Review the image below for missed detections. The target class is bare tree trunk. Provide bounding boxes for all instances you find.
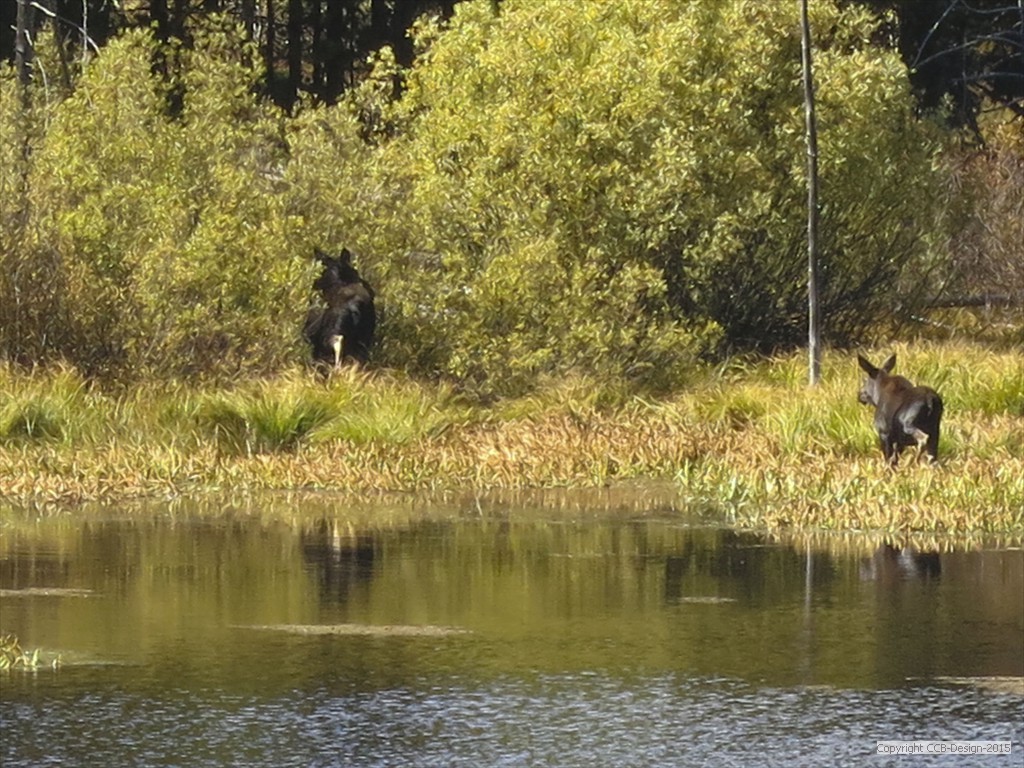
[310,0,322,98]
[800,0,822,386]
[287,0,304,109]
[240,0,256,40]
[265,0,277,94]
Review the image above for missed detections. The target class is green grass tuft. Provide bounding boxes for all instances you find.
[198,379,336,454]
[0,366,94,444]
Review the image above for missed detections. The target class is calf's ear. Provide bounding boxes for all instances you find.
[881,354,896,373]
[857,355,878,377]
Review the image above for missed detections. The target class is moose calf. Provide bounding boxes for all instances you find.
[857,353,943,466]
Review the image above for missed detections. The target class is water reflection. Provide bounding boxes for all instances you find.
[1,499,1022,766]
[300,520,377,604]
[860,544,942,583]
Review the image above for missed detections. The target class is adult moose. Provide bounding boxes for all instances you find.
[857,353,943,466]
[303,248,376,371]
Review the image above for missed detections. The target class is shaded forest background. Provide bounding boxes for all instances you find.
[1,0,1021,393]
[4,0,1022,121]
[3,0,465,109]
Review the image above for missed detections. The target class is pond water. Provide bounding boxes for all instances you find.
[1,493,1022,767]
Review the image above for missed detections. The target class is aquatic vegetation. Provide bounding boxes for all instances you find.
[0,366,94,444]
[197,377,335,455]
[309,369,475,446]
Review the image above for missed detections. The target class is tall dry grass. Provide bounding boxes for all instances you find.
[1,341,1020,534]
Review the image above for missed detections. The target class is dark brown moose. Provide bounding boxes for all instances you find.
[857,353,943,466]
[303,248,376,371]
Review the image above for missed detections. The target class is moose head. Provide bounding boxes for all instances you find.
[857,353,943,466]
[304,248,376,370]
[312,248,365,303]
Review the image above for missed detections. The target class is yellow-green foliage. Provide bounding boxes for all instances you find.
[6,21,310,380]
[193,368,475,453]
[670,343,1023,532]
[309,369,475,446]
[0,3,957,393]
[291,0,945,393]
[198,377,335,455]
[0,366,96,444]
[0,633,42,671]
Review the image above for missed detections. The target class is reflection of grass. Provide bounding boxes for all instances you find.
[934,676,1024,697]
[243,623,471,637]
[0,633,59,671]
[0,588,96,598]
[0,341,1021,534]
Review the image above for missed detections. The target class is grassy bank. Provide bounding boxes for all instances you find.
[1,342,1021,535]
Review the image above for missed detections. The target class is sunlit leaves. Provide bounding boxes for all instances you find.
[15,21,307,379]
[3,1,953,389]
[0,634,49,671]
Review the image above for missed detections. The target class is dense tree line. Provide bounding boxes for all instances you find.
[4,0,1021,120]
[3,0,462,109]
[855,0,1023,134]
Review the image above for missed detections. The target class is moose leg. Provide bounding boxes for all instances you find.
[330,335,343,370]
[898,405,935,464]
[907,428,929,463]
[880,433,899,467]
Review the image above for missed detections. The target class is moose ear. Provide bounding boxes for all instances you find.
[881,354,896,373]
[339,248,352,265]
[857,355,878,377]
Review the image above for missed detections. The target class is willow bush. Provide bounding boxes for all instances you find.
[4,21,311,381]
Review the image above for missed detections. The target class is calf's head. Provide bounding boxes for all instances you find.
[857,353,896,408]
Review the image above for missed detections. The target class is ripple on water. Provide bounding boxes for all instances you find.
[4,673,1020,767]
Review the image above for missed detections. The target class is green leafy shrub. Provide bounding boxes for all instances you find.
[284,0,946,394]
[10,21,310,381]
[3,3,952,394]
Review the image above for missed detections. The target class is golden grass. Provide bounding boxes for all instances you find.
[1,341,1021,536]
